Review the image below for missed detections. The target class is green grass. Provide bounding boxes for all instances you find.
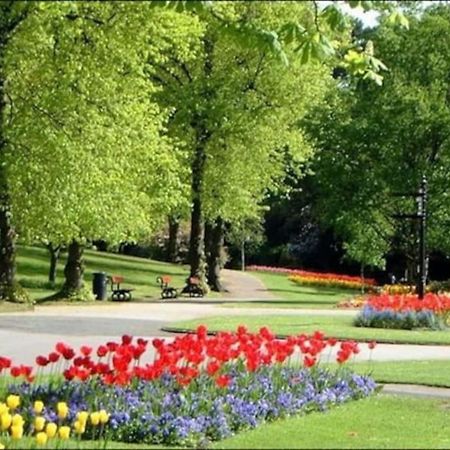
[16,245,191,302]
[0,301,34,314]
[212,395,450,449]
[333,360,450,387]
[7,396,450,449]
[170,314,450,345]
[235,271,357,309]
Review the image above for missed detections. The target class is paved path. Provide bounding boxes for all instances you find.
[221,269,275,300]
[0,269,449,398]
[0,300,449,366]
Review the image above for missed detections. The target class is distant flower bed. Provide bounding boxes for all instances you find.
[337,296,368,309]
[289,271,376,291]
[0,327,376,447]
[380,284,415,295]
[354,293,450,330]
[247,265,293,274]
[247,265,376,290]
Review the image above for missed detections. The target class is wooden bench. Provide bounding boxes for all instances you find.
[156,275,177,299]
[109,275,134,301]
[180,276,204,298]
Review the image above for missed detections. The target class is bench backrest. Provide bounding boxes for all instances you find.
[189,276,200,285]
[111,275,124,284]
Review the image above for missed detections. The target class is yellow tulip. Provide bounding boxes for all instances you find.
[0,403,8,415]
[10,424,23,439]
[0,442,4,449]
[34,400,44,414]
[99,409,109,424]
[0,412,12,431]
[57,402,69,419]
[73,420,85,435]
[90,411,100,426]
[36,431,48,446]
[76,411,89,424]
[34,416,46,432]
[6,395,20,410]
[45,422,57,438]
[58,425,70,440]
[11,414,24,427]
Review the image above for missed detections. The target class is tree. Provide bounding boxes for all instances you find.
[147,2,336,290]
[0,2,30,301]
[304,4,450,281]
[4,3,184,297]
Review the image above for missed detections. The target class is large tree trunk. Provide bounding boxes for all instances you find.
[0,202,16,300]
[188,168,205,279]
[0,50,16,300]
[62,240,84,295]
[206,217,225,292]
[167,215,180,263]
[47,243,61,286]
[188,38,213,282]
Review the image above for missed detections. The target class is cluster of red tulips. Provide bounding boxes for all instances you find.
[0,326,370,388]
[366,293,450,314]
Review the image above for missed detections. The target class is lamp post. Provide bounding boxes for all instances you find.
[391,175,427,299]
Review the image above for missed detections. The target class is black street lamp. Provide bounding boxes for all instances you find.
[391,175,427,299]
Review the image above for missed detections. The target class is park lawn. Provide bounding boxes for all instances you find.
[238,271,357,309]
[170,314,450,345]
[212,395,450,449]
[7,396,450,449]
[15,245,191,302]
[332,360,450,388]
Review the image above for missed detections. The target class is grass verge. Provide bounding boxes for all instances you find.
[243,271,357,308]
[17,245,190,302]
[169,314,450,345]
[212,395,450,449]
[332,359,450,388]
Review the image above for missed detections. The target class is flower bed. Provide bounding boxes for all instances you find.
[247,265,376,290]
[0,327,377,448]
[289,271,376,291]
[354,293,450,330]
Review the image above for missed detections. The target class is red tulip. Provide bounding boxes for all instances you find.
[215,374,231,388]
[368,340,377,350]
[35,355,49,367]
[48,352,60,363]
[10,366,21,377]
[96,345,108,358]
[62,347,75,360]
[206,360,220,376]
[303,355,316,368]
[80,346,92,357]
[0,356,12,369]
[121,335,133,345]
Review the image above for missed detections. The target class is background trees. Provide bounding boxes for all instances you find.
[298,4,450,281]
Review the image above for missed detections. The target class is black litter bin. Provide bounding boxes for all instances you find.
[93,272,108,300]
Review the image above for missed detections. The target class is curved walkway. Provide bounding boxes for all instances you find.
[221,269,275,300]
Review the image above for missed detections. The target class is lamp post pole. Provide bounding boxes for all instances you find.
[417,175,427,299]
[391,175,427,299]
